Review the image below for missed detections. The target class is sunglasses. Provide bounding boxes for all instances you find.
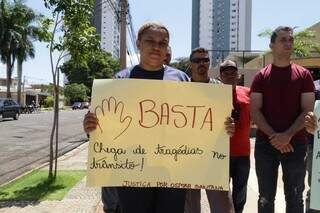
[190,57,210,63]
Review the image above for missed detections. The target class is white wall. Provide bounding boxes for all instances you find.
[238,0,251,50]
[199,0,213,50]
[101,0,120,58]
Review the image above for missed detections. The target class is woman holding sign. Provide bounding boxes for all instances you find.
[83,22,235,213]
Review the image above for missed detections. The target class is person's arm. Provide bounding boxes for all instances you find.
[269,92,315,150]
[250,92,275,136]
[224,117,235,137]
[250,92,294,153]
[285,92,314,136]
[305,111,318,134]
[83,112,99,134]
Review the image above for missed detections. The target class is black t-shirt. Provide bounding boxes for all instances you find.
[129,65,164,80]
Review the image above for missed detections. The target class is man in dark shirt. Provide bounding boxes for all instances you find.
[184,48,234,213]
[250,26,315,213]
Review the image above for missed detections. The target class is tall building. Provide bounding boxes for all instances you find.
[192,0,252,65]
[93,0,120,58]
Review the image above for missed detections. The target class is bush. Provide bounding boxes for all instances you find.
[44,96,54,108]
[64,83,88,104]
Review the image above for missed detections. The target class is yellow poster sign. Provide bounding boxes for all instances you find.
[87,79,232,190]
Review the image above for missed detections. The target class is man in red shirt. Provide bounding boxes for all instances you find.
[250,26,315,213]
[220,60,251,213]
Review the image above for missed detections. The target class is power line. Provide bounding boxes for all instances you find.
[127,4,138,55]
[127,49,133,67]
[106,0,120,21]
[95,0,119,21]
[96,0,138,66]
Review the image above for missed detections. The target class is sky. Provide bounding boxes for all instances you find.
[1,0,320,84]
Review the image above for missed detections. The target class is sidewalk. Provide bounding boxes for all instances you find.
[0,140,309,213]
[0,143,101,213]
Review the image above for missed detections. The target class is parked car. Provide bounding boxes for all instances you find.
[0,98,21,121]
[81,101,90,109]
[72,102,82,110]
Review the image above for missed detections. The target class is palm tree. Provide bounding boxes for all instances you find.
[1,0,46,101]
[0,0,21,98]
[13,1,38,104]
[16,38,35,104]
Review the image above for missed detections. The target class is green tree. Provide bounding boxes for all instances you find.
[14,1,50,105]
[43,0,99,181]
[60,50,119,96]
[0,0,20,98]
[44,96,54,108]
[170,57,190,75]
[258,28,320,57]
[64,83,88,103]
[0,0,48,99]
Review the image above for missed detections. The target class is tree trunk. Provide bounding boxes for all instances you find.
[48,99,56,181]
[6,57,12,98]
[17,59,23,105]
[54,70,59,178]
[48,73,56,182]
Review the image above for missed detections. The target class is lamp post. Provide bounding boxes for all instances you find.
[119,0,127,69]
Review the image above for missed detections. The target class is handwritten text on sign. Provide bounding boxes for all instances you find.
[86,79,232,190]
[311,100,320,210]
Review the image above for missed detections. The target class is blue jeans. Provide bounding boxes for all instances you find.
[254,139,307,213]
[230,156,250,213]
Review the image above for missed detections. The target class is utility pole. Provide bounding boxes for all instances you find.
[119,0,127,69]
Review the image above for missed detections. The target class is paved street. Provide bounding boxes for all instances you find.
[0,110,88,185]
